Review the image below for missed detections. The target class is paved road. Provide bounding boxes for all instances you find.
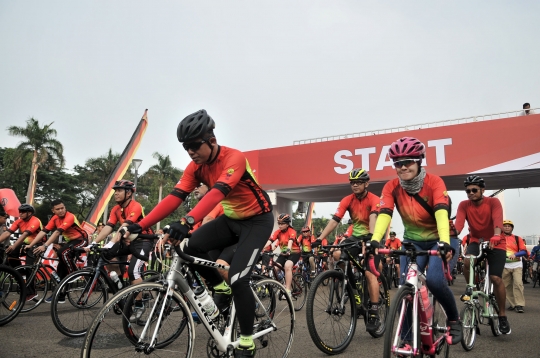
[1,276,539,358]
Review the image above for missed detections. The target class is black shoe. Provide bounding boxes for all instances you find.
[524,281,530,284]
[498,316,511,334]
[214,291,233,312]
[366,309,381,332]
[235,342,256,357]
[508,306,515,311]
[515,306,524,313]
[447,320,463,345]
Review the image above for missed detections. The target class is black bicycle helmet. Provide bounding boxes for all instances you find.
[177,109,216,143]
[277,213,291,224]
[112,180,136,192]
[349,168,370,182]
[18,204,35,214]
[464,175,485,188]
[390,231,396,236]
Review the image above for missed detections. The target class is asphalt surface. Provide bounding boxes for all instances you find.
[1,275,539,358]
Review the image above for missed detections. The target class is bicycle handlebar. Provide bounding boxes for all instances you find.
[378,246,453,281]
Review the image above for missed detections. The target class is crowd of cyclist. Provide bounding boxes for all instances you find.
[2,108,539,357]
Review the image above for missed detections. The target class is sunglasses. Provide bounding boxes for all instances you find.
[393,159,421,168]
[350,180,367,186]
[465,188,479,194]
[182,139,209,152]
[278,222,288,225]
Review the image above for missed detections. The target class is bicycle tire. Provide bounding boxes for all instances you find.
[366,274,389,338]
[231,278,294,358]
[383,285,417,358]
[306,270,356,355]
[532,270,538,288]
[427,298,449,358]
[15,265,49,313]
[393,266,400,288]
[51,270,108,337]
[460,304,476,351]
[488,295,501,337]
[291,273,308,311]
[0,264,26,326]
[81,282,194,357]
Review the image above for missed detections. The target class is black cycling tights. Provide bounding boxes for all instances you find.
[184,211,273,335]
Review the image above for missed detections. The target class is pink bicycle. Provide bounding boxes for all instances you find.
[379,243,452,358]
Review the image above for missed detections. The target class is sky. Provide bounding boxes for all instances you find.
[1,1,540,237]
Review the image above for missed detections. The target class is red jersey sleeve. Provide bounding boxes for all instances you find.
[174,162,200,194]
[379,180,398,216]
[333,196,352,221]
[45,216,59,231]
[269,230,280,243]
[368,193,380,215]
[107,206,119,226]
[454,201,467,234]
[429,175,450,210]
[8,220,21,233]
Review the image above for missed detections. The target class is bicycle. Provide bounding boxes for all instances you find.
[384,256,400,289]
[0,264,26,326]
[50,244,160,338]
[531,260,540,288]
[305,238,389,355]
[460,240,503,351]
[80,241,295,357]
[379,243,452,358]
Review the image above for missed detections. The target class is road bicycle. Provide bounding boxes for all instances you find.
[460,241,503,351]
[0,264,26,326]
[384,256,400,288]
[531,260,540,288]
[306,238,389,355]
[80,240,295,357]
[51,244,160,337]
[380,243,452,358]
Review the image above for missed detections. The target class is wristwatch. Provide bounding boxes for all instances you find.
[184,216,196,227]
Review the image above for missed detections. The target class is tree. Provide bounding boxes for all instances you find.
[7,118,65,204]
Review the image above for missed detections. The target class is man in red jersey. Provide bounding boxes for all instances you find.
[299,225,318,277]
[125,110,273,357]
[317,168,382,333]
[455,175,510,334]
[0,204,43,300]
[384,231,402,274]
[28,199,88,302]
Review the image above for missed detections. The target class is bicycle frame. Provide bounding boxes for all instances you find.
[136,250,276,353]
[463,242,495,322]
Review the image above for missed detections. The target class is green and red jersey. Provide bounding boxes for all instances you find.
[8,216,42,244]
[504,234,527,263]
[44,211,87,242]
[269,226,300,254]
[332,192,379,237]
[379,173,450,242]
[108,200,153,234]
[300,234,317,253]
[385,238,402,250]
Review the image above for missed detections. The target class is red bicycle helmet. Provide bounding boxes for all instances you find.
[112,180,136,192]
[388,137,426,160]
[301,225,311,233]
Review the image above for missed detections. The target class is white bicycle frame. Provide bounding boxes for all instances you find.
[136,250,277,353]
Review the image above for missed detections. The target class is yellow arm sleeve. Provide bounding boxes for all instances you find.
[372,213,392,242]
[435,209,450,245]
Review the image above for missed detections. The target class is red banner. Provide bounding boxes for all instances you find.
[0,189,22,216]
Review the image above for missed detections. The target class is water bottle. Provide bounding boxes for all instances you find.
[51,271,61,283]
[194,286,219,321]
[277,271,285,281]
[109,271,123,290]
[418,285,432,321]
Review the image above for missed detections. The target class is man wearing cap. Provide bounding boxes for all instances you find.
[501,220,527,313]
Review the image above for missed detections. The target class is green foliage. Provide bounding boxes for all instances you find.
[0,147,29,199]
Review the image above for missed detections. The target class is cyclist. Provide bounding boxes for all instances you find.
[263,213,300,294]
[368,137,462,345]
[86,179,154,322]
[455,175,510,334]
[530,239,540,282]
[384,231,401,277]
[0,204,43,301]
[27,199,88,302]
[125,109,274,357]
[299,225,317,277]
[343,219,353,238]
[0,208,9,258]
[317,168,382,333]
[501,220,527,313]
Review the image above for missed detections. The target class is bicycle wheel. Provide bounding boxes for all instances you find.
[291,273,308,311]
[460,304,476,351]
[15,265,48,313]
[383,285,418,358]
[81,282,194,357]
[427,299,449,358]
[306,270,356,355]
[0,265,25,326]
[532,270,538,288]
[488,295,501,336]
[393,266,400,288]
[51,270,108,337]
[231,278,294,358]
[366,274,390,338]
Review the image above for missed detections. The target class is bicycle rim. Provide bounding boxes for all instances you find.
[16,266,47,313]
[488,296,501,336]
[51,271,108,337]
[81,282,194,357]
[383,285,417,358]
[460,304,476,351]
[306,270,356,355]
[427,299,449,358]
[0,265,25,326]
[292,273,307,311]
[231,278,294,358]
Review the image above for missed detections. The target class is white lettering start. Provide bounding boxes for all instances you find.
[333,138,452,174]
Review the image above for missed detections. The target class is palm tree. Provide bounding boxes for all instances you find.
[147,152,182,230]
[8,118,65,204]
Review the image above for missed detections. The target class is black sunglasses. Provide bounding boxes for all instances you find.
[350,180,367,186]
[393,159,420,168]
[182,139,209,152]
[465,188,479,194]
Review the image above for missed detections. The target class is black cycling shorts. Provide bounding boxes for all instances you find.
[465,242,505,278]
[275,253,300,268]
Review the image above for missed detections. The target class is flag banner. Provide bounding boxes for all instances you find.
[81,109,149,235]
[303,202,316,230]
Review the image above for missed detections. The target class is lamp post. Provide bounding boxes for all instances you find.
[132,159,143,198]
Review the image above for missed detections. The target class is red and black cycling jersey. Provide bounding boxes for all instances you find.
[333,192,379,237]
[8,216,42,245]
[44,211,88,242]
[108,200,153,234]
[300,234,317,253]
[269,226,300,254]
